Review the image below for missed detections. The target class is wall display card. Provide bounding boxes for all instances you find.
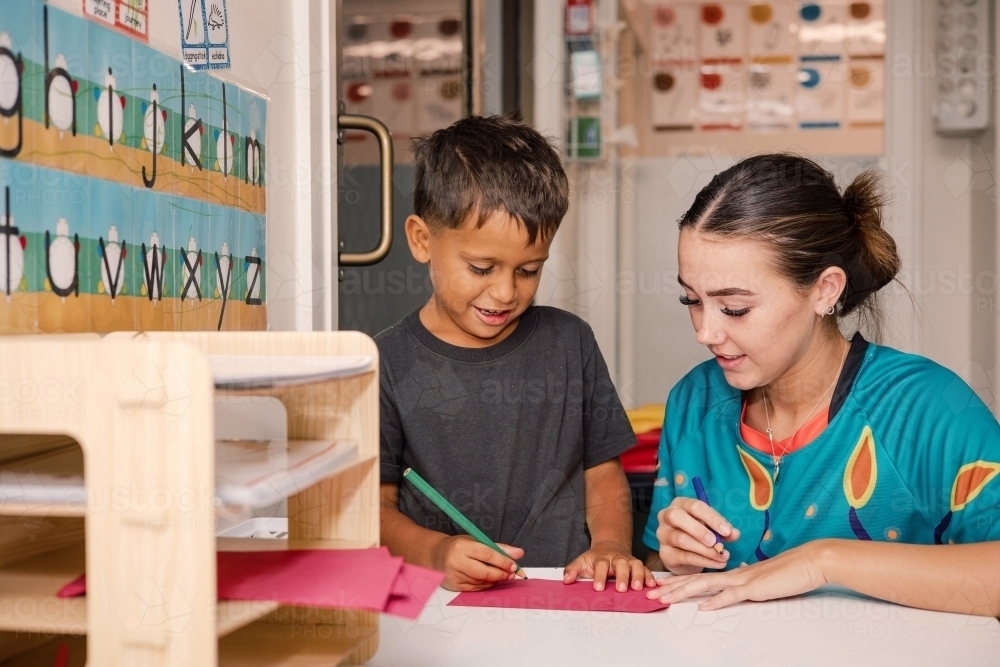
[177,0,230,70]
[699,3,747,64]
[796,60,847,128]
[567,116,601,159]
[846,59,883,126]
[650,4,698,68]
[845,1,885,59]
[748,1,796,62]
[0,0,267,334]
[343,80,375,118]
[342,12,463,145]
[84,0,149,42]
[798,2,847,62]
[570,48,602,101]
[747,63,795,131]
[414,77,463,136]
[370,78,416,138]
[645,1,883,150]
[566,0,594,35]
[410,15,463,76]
[698,64,743,130]
[651,66,699,130]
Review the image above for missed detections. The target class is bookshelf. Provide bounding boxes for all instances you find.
[0,332,380,666]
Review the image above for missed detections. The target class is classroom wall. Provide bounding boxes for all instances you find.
[914,0,997,410]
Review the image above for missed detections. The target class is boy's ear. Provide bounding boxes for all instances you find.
[405,215,433,264]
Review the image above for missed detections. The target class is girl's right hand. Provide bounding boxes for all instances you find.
[656,497,740,575]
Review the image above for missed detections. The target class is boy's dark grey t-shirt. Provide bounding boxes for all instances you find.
[376,305,637,567]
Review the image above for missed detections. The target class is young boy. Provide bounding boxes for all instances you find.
[377,114,652,592]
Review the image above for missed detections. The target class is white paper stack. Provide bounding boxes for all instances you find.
[209,355,375,390]
[0,440,359,512]
[215,439,358,509]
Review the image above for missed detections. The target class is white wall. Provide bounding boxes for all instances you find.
[533,0,622,382]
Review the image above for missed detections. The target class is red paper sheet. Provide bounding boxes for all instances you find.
[56,547,444,620]
[448,579,669,614]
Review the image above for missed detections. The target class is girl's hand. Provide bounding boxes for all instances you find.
[646,540,830,610]
[656,497,740,575]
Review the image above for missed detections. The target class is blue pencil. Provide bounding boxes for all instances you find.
[692,476,724,554]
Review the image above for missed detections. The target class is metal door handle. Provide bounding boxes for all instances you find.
[338,114,394,266]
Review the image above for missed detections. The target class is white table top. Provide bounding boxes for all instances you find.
[371,568,1000,666]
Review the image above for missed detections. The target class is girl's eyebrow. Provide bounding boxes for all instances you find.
[677,276,755,297]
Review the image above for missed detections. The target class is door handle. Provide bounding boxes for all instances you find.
[338,114,394,266]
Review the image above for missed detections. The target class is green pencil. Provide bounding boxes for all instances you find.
[403,467,527,579]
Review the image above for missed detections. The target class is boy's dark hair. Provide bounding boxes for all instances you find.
[412,113,569,244]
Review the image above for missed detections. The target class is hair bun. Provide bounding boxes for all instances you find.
[840,169,900,314]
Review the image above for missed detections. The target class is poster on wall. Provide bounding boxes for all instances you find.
[342,11,464,152]
[0,0,266,334]
[178,0,231,70]
[645,1,884,138]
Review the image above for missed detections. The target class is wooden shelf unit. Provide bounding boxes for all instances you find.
[0,332,381,666]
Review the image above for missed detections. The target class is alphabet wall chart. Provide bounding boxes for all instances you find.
[0,0,267,333]
[650,1,884,134]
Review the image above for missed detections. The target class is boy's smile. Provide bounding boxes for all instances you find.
[405,209,553,348]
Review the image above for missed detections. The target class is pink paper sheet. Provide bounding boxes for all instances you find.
[216,548,403,613]
[384,563,447,619]
[448,579,670,614]
[56,547,444,620]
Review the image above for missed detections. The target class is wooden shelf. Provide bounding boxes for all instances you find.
[0,635,87,667]
[218,621,377,667]
[0,538,377,639]
[0,449,378,518]
[0,544,87,635]
[0,500,86,518]
[217,537,378,553]
[0,332,381,665]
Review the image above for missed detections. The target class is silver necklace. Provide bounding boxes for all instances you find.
[761,342,848,483]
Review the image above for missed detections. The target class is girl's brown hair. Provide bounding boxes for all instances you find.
[679,153,900,334]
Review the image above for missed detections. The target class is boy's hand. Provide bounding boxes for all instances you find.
[655,497,740,575]
[431,535,525,592]
[563,540,655,592]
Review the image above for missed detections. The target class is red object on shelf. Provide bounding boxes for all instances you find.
[620,429,660,474]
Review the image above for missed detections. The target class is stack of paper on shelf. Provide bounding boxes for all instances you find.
[58,546,445,620]
[0,439,358,512]
[209,354,375,389]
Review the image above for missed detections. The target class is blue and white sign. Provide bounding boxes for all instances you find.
[177,0,230,70]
